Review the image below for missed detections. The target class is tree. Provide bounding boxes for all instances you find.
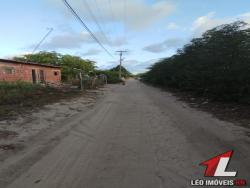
[14,51,95,82]
[60,55,95,81]
[110,65,132,77]
[143,21,250,103]
[14,51,61,65]
[96,65,131,84]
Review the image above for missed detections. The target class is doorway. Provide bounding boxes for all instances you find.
[32,69,36,84]
[40,70,45,83]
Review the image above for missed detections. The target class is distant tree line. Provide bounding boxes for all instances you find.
[97,65,132,83]
[14,52,96,82]
[142,21,250,103]
[14,52,132,84]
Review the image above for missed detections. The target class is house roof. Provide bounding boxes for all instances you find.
[0,59,61,68]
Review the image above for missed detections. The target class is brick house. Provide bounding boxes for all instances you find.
[0,59,61,84]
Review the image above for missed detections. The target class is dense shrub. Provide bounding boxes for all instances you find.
[14,52,95,82]
[109,65,132,78]
[96,66,131,84]
[143,21,250,103]
[0,81,53,105]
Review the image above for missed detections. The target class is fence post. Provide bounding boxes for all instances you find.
[79,72,83,91]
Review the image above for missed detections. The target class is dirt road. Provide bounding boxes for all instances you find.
[2,80,250,187]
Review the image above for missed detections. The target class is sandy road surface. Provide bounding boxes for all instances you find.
[2,80,250,188]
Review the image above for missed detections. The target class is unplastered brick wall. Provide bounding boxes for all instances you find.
[0,61,61,84]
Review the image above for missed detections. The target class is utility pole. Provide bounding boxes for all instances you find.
[116,50,128,79]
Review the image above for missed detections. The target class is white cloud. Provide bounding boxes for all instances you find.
[191,12,225,36]
[143,44,165,53]
[167,22,180,30]
[109,36,127,47]
[97,60,117,70]
[143,12,250,55]
[143,38,184,53]
[239,12,250,25]
[41,32,91,49]
[45,0,175,30]
[191,11,250,37]
[33,31,126,50]
[99,59,159,74]
[123,59,159,73]
[3,51,32,59]
[81,49,101,56]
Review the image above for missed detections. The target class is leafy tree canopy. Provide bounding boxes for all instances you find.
[13,51,96,81]
[143,21,250,103]
[110,65,132,76]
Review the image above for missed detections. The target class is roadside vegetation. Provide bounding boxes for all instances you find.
[1,53,131,119]
[14,52,132,84]
[0,81,50,105]
[0,81,82,120]
[142,21,250,104]
[14,52,95,82]
[97,65,132,83]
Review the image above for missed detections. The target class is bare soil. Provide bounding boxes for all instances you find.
[0,87,104,161]
[0,87,84,121]
[1,80,249,188]
[167,89,250,129]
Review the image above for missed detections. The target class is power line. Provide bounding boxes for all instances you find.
[62,0,114,58]
[108,0,115,21]
[81,0,110,45]
[123,0,127,41]
[93,0,108,29]
[32,28,53,54]
[93,0,113,45]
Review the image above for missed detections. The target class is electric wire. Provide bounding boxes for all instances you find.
[62,0,114,58]
[108,0,115,22]
[81,0,110,45]
[123,0,127,43]
[32,28,53,54]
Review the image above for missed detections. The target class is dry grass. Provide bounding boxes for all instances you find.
[0,81,82,120]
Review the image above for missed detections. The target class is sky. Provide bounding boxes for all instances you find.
[0,0,250,73]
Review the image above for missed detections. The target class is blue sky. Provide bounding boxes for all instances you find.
[1,0,250,73]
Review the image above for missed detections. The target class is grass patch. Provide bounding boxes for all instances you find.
[0,81,54,105]
[0,81,81,120]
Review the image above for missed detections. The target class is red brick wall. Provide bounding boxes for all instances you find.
[0,61,61,84]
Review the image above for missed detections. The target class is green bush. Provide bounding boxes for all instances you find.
[0,81,52,105]
[96,66,131,84]
[14,52,95,82]
[143,21,250,103]
[96,70,121,84]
